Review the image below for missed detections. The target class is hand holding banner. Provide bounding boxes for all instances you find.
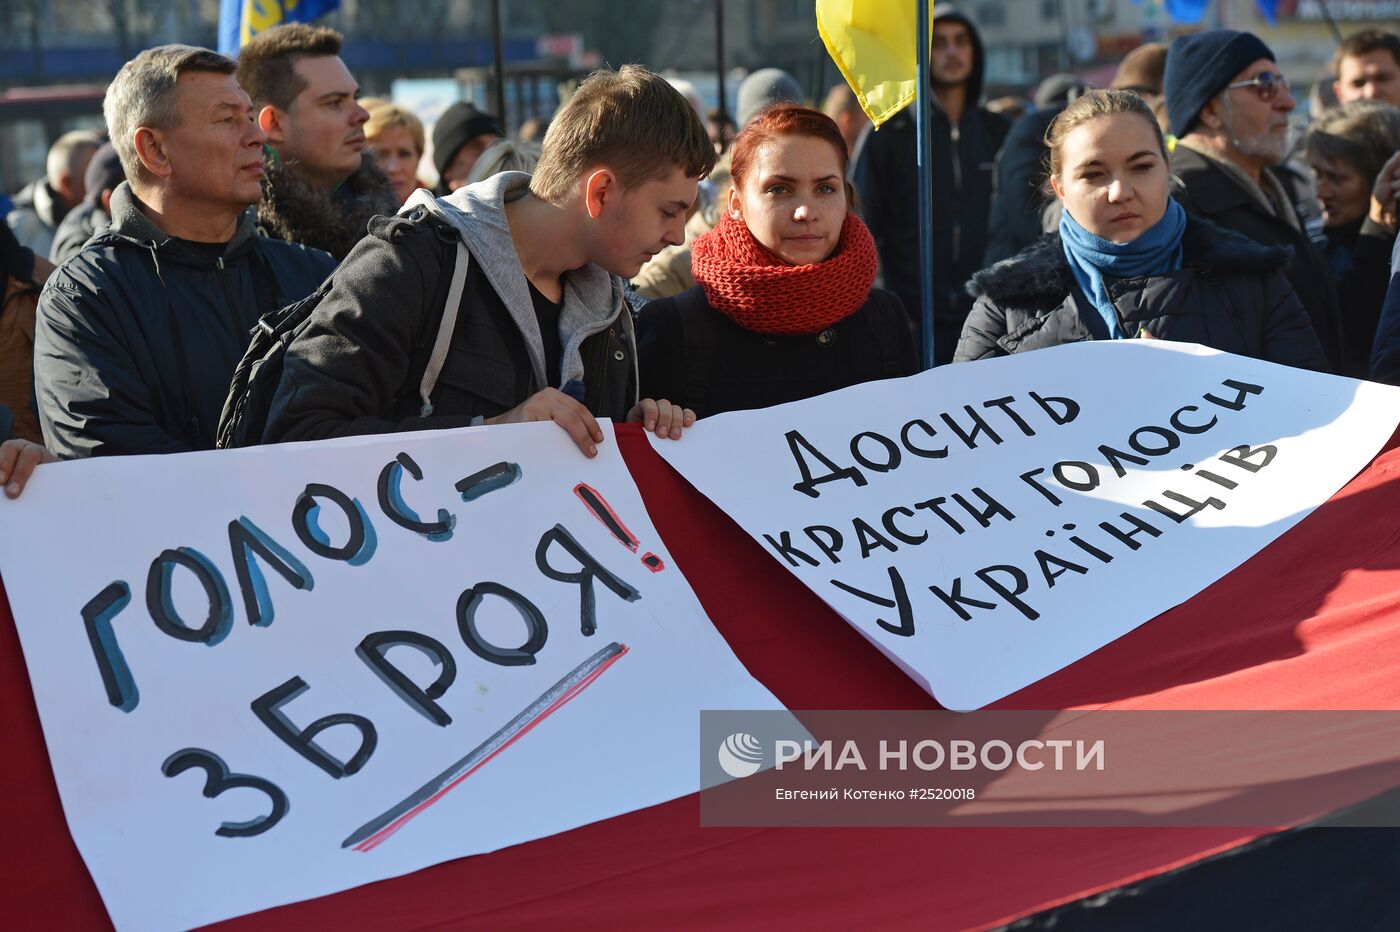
[0,421,781,931]
[652,341,1400,709]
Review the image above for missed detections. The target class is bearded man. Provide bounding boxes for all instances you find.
[1167,29,1343,370]
[236,24,398,259]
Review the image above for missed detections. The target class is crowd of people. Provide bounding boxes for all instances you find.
[4,18,1400,500]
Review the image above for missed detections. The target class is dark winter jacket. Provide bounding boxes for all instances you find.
[1311,217,1395,379]
[6,178,69,259]
[853,8,1010,364]
[256,155,399,260]
[955,215,1330,372]
[1367,235,1400,384]
[264,174,638,444]
[983,106,1061,267]
[50,201,110,265]
[1171,143,1343,371]
[635,285,918,419]
[34,182,335,458]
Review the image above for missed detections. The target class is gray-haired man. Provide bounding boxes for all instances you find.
[33,44,335,458]
[1166,29,1343,372]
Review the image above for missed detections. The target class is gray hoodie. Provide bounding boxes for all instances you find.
[404,172,637,400]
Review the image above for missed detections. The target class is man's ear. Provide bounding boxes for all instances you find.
[1198,96,1226,131]
[54,171,78,204]
[727,184,744,221]
[257,105,285,145]
[583,168,617,219]
[1048,174,1065,200]
[1331,78,1344,103]
[132,127,173,180]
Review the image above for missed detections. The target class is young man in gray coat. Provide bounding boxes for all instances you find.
[264,65,715,456]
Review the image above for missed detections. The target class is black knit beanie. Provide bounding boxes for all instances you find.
[1164,29,1275,139]
[431,102,504,177]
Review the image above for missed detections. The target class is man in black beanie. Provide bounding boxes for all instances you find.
[432,102,503,195]
[1166,29,1343,372]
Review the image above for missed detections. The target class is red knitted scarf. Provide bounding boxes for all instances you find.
[690,211,878,335]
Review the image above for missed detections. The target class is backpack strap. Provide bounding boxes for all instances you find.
[418,240,471,417]
[675,286,716,413]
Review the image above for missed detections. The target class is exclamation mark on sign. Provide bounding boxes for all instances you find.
[572,482,666,573]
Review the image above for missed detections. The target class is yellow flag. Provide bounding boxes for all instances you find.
[816,0,930,128]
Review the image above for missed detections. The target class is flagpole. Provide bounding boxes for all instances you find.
[1315,0,1344,44]
[491,0,508,132]
[915,0,936,369]
[715,0,729,150]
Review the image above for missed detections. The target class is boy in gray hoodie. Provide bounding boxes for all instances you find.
[264,65,717,455]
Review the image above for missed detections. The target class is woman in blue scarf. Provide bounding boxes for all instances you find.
[955,90,1329,371]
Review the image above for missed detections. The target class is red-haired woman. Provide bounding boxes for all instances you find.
[635,103,916,419]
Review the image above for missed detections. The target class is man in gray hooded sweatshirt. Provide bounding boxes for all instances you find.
[264,65,717,455]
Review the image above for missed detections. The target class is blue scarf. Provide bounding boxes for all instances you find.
[1059,198,1186,339]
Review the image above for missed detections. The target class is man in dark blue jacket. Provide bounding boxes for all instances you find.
[1368,237,1400,383]
[854,5,1009,365]
[34,44,334,459]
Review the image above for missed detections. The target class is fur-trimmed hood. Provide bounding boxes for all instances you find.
[257,156,399,260]
[967,212,1292,307]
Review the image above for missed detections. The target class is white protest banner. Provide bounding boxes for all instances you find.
[0,421,782,931]
[651,340,1400,710]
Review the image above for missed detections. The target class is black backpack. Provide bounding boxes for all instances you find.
[217,240,471,448]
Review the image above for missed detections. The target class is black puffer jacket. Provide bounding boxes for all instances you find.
[34,182,335,458]
[955,214,1330,372]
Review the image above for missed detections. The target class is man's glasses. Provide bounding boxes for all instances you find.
[1226,71,1291,101]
